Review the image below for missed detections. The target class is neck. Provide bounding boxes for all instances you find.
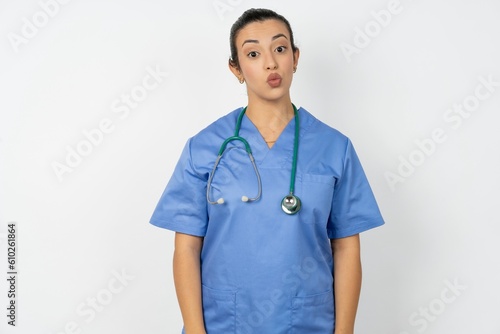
[243,97,295,148]
[245,97,295,126]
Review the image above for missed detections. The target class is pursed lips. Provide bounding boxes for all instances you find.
[267,73,282,87]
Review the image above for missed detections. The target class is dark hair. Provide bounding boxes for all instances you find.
[229,8,298,70]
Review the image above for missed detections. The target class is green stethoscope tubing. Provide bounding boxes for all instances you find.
[207,103,301,215]
[282,103,301,215]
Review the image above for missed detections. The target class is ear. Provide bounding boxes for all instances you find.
[293,48,300,69]
[228,60,243,81]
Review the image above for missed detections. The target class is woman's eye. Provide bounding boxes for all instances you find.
[276,46,287,53]
[247,51,259,58]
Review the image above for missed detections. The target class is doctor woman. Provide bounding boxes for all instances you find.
[150,8,384,334]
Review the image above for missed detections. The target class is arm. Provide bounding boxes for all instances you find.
[331,234,362,334]
[173,232,206,334]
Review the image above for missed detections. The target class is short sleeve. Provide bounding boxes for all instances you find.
[149,138,208,237]
[327,139,384,239]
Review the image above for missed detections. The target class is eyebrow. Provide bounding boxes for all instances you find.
[241,33,288,47]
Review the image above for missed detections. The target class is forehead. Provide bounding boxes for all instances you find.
[236,19,290,45]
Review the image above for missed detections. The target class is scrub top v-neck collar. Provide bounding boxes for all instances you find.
[238,108,298,168]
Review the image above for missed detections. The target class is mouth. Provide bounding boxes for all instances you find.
[267,73,282,87]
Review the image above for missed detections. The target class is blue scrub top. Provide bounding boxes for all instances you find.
[150,106,384,333]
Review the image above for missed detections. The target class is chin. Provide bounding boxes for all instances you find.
[260,87,291,99]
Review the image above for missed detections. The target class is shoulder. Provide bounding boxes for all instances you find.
[188,107,242,148]
[188,107,243,152]
[297,107,365,182]
[299,106,350,147]
[181,107,242,172]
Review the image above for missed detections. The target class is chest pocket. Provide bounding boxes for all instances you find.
[298,174,336,224]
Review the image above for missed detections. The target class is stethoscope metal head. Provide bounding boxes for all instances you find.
[281,194,301,215]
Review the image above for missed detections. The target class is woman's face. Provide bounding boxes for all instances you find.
[230,19,299,103]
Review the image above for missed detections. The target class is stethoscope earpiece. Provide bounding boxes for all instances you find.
[281,194,301,215]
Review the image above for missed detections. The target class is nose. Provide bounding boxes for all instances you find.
[267,63,278,70]
[265,52,278,70]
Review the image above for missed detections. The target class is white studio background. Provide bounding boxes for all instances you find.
[0,0,499,333]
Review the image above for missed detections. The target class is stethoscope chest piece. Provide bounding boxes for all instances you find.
[281,194,301,215]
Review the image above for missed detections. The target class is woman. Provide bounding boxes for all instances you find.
[150,8,384,334]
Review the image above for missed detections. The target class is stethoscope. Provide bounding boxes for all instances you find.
[206,104,301,215]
